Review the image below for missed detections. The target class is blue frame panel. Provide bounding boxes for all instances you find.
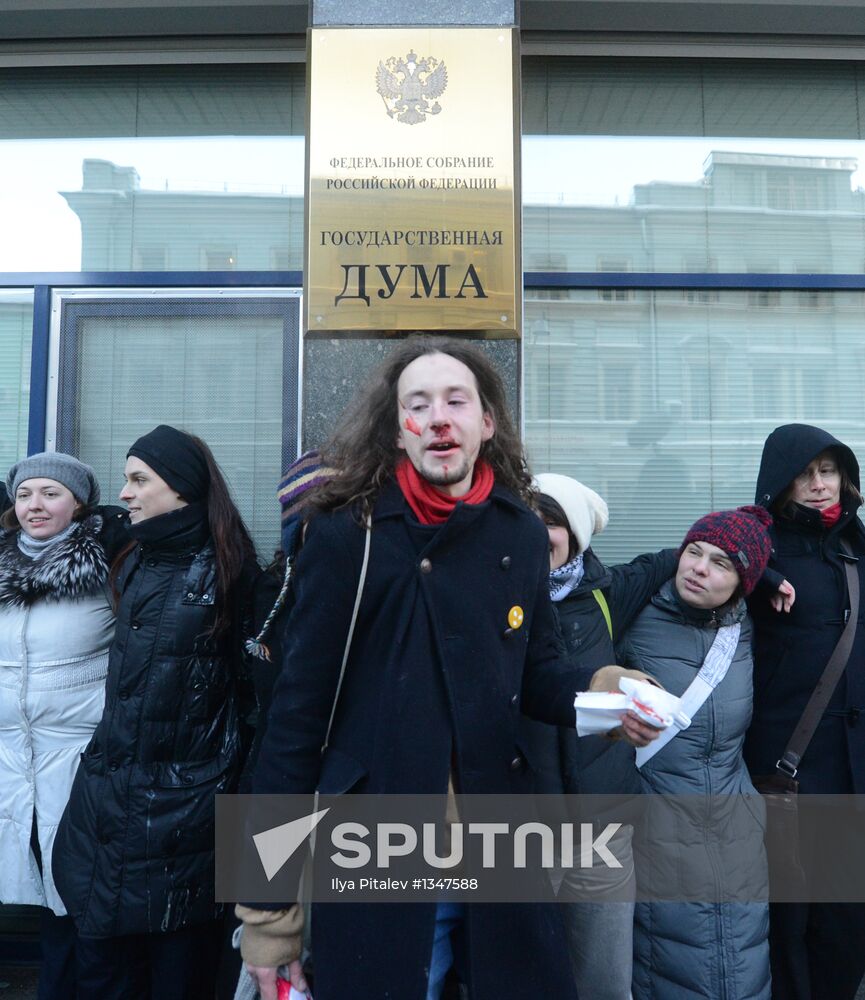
[27,285,51,455]
[524,271,865,290]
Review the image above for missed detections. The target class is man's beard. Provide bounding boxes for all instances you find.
[421,454,471,487]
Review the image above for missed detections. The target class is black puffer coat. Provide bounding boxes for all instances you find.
[745,424,865,794]
[54,505,257,938]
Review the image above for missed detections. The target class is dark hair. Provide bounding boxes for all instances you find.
[533,492,578,562]
[773,447,864,520]
[1,501,96,532]
[111,432,257,638]
[313,335,531,513]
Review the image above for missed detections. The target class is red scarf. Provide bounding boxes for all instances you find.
[820,502,843,528]
[395,458,494,525]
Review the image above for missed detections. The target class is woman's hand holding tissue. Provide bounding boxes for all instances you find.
[615,712,663,749]
[588,665,664,693]
[578,668,678,749]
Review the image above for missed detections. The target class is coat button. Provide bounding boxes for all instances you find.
[500,556,511,569]
[503,628,516,638]
[147,559,157,567]
[130,620,141,630]
[118,689,129,701]
[186,592,195,599]
[109,760,119,772]
[509,755,524,771]
[419,558,432,574]
[510,693,518,706]
[182,773,194,785]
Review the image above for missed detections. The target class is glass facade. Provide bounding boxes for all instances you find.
[1,57,865,557]
[521,57,865,280]
[521,57,865,560]
[0,66,306,272]
[525,289,865,561]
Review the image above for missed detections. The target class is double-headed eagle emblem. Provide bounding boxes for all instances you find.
[376,51,448,125]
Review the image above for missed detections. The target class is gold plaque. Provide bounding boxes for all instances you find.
[305,27,520,337]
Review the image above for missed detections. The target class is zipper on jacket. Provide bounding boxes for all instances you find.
[715,904,729,1000]
[19,609,33,780]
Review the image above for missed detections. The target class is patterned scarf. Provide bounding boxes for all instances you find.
[549,552,585,602]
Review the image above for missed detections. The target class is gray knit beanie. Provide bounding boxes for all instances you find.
[6,452,100,506]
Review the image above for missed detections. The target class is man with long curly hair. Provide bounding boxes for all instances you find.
[239,336,658,1000]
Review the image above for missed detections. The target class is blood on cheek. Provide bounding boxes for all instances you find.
[403,415,422,436]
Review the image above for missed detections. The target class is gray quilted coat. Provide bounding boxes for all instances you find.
[617,580,770,1000]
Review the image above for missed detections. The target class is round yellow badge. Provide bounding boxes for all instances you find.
[508,606,524,629]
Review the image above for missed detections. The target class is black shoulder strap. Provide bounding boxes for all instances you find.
[777,537,859,778]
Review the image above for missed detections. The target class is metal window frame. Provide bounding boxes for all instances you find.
[47,288,302,482]
[16,270,302,452]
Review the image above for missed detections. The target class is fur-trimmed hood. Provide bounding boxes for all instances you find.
[0,514,109,606]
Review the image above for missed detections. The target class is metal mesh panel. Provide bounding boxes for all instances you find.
[55,294,298,559]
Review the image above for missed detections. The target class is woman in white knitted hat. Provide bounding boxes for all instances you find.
[529,472,678,1000]
[0,452,126,999]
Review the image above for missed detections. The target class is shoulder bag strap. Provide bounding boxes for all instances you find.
[592,589,613,641]
[635,622,741,768]
[321,513,372,755]
[777,537,860,778]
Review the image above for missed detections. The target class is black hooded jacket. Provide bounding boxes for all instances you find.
[745,423,865,794]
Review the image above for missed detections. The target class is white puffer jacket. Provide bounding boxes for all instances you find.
[0,515,113,914]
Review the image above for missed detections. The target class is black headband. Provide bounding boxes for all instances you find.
[127,425,209,503]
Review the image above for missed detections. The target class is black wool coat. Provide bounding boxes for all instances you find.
[745,423,865,794]
[252,482,592,1000]
[54,508,257,937]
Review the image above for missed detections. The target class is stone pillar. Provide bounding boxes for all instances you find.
[303,1,520,451]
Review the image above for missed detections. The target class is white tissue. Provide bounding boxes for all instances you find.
[573,678,680,737]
